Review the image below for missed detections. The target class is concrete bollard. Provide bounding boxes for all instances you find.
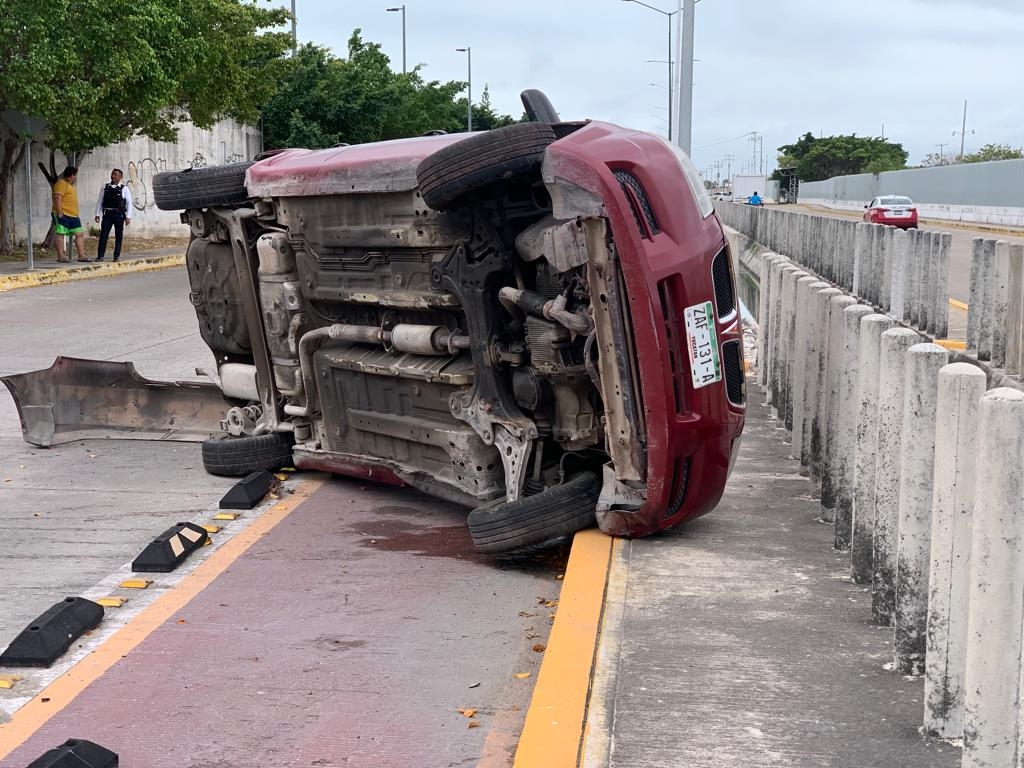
[834,304,876,550]
[965,238,983,350]
[893,343,949,676]
[976,239,996,361]
[851,314,895,584]
[889,228,908,322]
[766,258,788,407]
[756,254,774,389]
[791,276,821,463]
[809,287,844,494]
[779,267,808,431]
[869,224,884,306]
[820,294,859,523]
[852,222,865,297]
[991,240,1010,368]
[1005,244,1024,377]
[880,226,893,312]
[923,363,985,739]
[914,228,930,330]
[961,388,1024,768]
[799,282,834,475]
[871,328,920,625]
[932,233,951,341]
[920,232,936,334]
[907,229,921,327]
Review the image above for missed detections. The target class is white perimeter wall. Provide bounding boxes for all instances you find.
[5,119,261,241]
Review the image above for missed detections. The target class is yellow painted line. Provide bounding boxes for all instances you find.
[949,298,969,312]
[0,255,185,293]
[935,339,968,351]
[513,528,613,768]
[0,476,324,761]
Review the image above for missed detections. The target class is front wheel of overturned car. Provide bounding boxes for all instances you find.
[415,122,556,210]
[201,432,295,477]
[467,471,601,554]
[152,162,255,211]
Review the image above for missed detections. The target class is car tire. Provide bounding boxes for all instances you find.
[416,123,556,210]
[153,162,255,211]
[467,471,600,554]
[201,432,294,477]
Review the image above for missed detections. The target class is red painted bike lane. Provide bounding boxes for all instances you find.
[0,477,568,767]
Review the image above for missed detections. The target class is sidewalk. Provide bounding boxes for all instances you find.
[0,244,187,292]
[582,383,961,767]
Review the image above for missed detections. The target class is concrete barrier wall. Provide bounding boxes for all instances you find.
[736,206,1024,763]
[796,158,1024,228]
[4,119,261,241]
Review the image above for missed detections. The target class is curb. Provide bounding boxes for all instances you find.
[513,529,614,767]
[0,255,185,293]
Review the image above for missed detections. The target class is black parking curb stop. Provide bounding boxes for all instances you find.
[131,521,209,572]
[0,598,103,668]
[25,738,119,767]
[219,470,275,510]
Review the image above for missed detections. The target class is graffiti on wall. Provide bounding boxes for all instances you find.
[124,149,247,211]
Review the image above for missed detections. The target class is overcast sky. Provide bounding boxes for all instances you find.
[290,0,1024,178]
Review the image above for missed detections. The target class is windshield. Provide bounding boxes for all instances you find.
[879,196,913,206]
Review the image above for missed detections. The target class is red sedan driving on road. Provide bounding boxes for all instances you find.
[863,195,918,229]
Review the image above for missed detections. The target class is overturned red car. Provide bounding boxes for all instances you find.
[6,91,744,553]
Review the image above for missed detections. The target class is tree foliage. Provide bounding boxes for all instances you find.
[0,0,292,253]
[961,143,1023,163]
[772,132,908,182]
[261,33,514,150]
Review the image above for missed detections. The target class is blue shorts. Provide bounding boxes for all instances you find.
[53,214,84,235]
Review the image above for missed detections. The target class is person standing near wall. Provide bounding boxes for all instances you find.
[94,168,133,262]
[52,166,89,262]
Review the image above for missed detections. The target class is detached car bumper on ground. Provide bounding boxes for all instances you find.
[4,91,744,553]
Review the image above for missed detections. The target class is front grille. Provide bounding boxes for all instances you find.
[712,248,735,318]
[666,457,690,518]
[722,339,745,405]
[614,170,660,237]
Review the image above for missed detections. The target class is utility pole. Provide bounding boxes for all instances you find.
[953,99,974,162]
[724,153,734,181]
[750,131,763,176]
[291,0,297,56]
[935,142,948,164]
[456,47,472,131]
[676,0,695,155]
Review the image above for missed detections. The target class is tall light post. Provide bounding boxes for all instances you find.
[953,99,974,163]
[623,0,677,142]
[456,46,472,131]
[291,0,297,56]
[386,5,406,74]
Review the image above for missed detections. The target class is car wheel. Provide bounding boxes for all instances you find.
[415,122,557,210]
[201,432,295,477]
[153,162,255,211]
[467,471,600,554]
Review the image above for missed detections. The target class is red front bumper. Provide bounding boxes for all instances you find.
[546,123,745,537]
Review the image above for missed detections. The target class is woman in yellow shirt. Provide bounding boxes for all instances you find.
[52,166,90,262]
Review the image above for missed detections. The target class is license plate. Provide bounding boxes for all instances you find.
[683,301,722,389]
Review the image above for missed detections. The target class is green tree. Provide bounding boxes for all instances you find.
[961,143,1024,163]
[772,132,908,182]
[260,33,490,150]
[0,0,292,254]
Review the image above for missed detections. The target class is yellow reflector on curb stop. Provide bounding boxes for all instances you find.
[0,675,23,689]
[213,512,241,521]
[120,579,152,589]
[96,597,127,608]
[201,524,222,534]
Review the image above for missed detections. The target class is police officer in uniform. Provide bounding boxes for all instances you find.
[94,168,133,262]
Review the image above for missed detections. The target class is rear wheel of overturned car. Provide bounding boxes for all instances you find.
[415,122,556,210]
[152,162,255,211]
[467,471,601,554]
[201,432,295,477]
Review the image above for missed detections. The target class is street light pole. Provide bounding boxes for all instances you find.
[291,0,297,56]
[456,47,472,131]
[386,5,406,74]
[623,0,678,143]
